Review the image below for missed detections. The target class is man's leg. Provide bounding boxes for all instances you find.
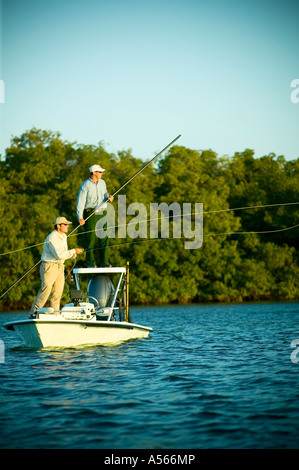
[84,211,98,266]
[50,265,64,313]
[99,233,109,266]
[30,262,56,314]
[96,211,109,266]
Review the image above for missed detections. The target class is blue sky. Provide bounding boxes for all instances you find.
[0,0,298,161]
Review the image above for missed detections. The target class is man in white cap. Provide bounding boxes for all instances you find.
[76,164,114,267]
[30,217,84,316]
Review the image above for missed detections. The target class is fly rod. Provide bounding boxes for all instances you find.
[112,134,181,198]
[0,134,181,299]
[68,134,181,236]
[0,259,42,299]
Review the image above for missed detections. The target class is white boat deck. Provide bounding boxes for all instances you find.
[73,267,126,274]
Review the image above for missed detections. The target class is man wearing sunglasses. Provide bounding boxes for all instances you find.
[76,164,114,268]
[29,217,84,316]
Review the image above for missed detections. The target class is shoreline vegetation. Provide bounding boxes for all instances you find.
[0,128,298,310]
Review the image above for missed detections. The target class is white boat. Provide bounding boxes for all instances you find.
[4,265,152,348]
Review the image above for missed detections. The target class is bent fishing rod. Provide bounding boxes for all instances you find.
[0,134,181,299]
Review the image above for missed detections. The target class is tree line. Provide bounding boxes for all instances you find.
[0,128,298,310]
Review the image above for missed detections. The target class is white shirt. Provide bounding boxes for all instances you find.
[41,230,76,265]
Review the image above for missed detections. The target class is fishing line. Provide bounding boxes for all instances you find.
[61,257,78,301]
[1,201,298,300]
[0,135,182,258]
[1,201,299,257]
[0,259,43,300]
[81,221,299,255]
[0,135,181,299]
[76,201,299,240]
[66,134,182,239]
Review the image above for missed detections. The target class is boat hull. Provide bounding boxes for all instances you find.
[5,319,152,349]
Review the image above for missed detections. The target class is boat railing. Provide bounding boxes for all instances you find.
[72,265,130,323]
[72,267,127,275]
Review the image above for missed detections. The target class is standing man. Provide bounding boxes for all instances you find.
[30,217,84,316]
[76,164,114,268]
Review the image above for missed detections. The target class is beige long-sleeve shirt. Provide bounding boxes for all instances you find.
[41,230,76,265]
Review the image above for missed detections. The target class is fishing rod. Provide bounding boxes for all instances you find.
[0,134,181,300]
[112,134,181,198]
[68,134,181,237]
[0,259,42,299]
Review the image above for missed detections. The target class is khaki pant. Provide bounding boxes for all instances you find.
[30,262,65,314]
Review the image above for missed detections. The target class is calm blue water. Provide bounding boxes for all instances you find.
[1,302,299,449]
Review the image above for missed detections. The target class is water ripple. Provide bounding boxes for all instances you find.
[1,302,299,449]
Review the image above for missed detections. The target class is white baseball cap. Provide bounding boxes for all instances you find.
[89,164,105,173]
